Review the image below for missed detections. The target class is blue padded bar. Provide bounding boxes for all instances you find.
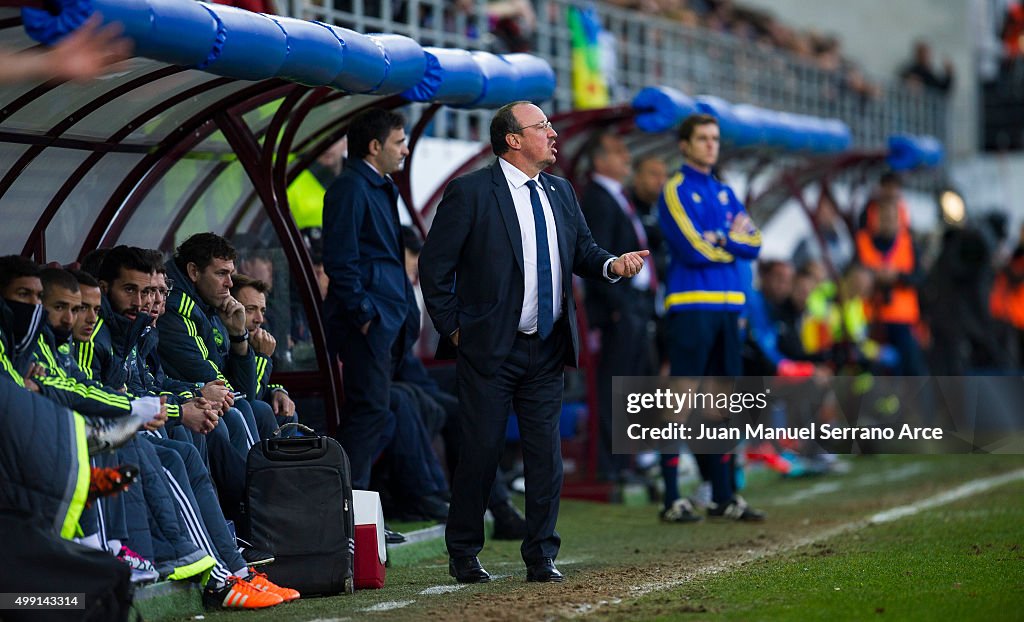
[22,0,91,45]
[728,104,769,148]
[91,0,219,68]
[319,24,387,93]
[198,3,286,80]
[696,95,744,145]
[917,135,944,167]
[367,33,426,96]
[402,47,484,104]
[631,86,696,133]
[887,133,944,170]
[23,0,559,110]
[501,53,556,103]
[469,51,519,108]
[268,16,345,87]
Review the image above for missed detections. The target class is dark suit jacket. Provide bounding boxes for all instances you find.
[580,180,644,329]
[322,158,412,338]
[419,160,616,376]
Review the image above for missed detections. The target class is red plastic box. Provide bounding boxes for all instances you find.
[352,490,386,589]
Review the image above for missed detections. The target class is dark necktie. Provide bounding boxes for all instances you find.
[621,189,658,292]
[526,179,554,339]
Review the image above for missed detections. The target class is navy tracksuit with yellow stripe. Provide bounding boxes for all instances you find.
[657,164,761,509]
[158,260,277,447]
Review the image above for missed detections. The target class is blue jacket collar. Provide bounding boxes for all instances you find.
[349,158,391,188]
[680,163,714,181]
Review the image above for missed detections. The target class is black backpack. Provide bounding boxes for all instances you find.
[241,424,355,595]
[0,509,136,621]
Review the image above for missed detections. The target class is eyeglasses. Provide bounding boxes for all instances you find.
[156,278,174,299]
[513,120,553,134]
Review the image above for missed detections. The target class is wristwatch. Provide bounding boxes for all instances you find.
[229,329,249,343]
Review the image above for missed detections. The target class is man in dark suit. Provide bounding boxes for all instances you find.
[580,132,657,483]
[322,108,412,490]
[419,101,649,584]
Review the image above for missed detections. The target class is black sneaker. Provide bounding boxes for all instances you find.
[236,538,274,567]
[660,498,704,523]
[707,496,766,522]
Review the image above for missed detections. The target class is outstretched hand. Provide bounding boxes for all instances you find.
[610,250,650,278]
[42,16,133,82]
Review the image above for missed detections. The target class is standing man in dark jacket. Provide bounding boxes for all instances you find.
[419,102,648,584]
[322,107,413,490]
[580,131,657,482]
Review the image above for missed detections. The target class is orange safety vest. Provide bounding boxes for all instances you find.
[856,227,919,324]
[990,269,1024,330]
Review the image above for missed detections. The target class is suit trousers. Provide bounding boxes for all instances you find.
[332,322,403,489]
[446,324,567,563]
[596,295,654,480]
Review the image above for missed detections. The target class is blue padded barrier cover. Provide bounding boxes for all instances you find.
[401,47,443,102]
[22,0,90,45]
[268,16,345,87]
[887,133,944,170]
[887,134,920,170]
[199,3,285,80]
[827,120,853,153]
[319,24,387,93]
[776,112,812,152]
[695,95,745,145]
[728,104,769,148]
[367,33,426,96]
[88,0,220,68]
[917,135,944,167]
[501,53,556,102]
[801,117,829,153]
[631,86,695,133]
[402,47,484,104]
[469,51,519,108]
[759,109,792,150]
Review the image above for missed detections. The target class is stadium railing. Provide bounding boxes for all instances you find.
[287,0,948,150]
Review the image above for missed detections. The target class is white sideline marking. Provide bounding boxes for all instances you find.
[361,600,415,612]
[772,462,929,505]
[570,468,1024,617]
[870,468,1024,523]
[420,585,465,595]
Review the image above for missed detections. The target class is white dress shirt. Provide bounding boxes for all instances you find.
[499,158,565,334]
[592,173,651,291]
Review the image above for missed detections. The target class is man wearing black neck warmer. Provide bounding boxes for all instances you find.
[0,256,46,381]
[39,268,82,365]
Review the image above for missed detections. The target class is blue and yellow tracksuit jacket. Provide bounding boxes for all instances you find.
[658,164,761,313]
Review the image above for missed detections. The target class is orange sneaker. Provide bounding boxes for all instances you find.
[86,465,138,507]
[247,569,301,602]
[203,576,283,609]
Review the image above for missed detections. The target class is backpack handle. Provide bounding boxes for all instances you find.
[272,422,315,437]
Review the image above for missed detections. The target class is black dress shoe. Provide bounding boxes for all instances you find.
[525,557,564,583]
[449,556,490,583]
[407,493,450,522]
[383,525,406,545]
[490,500,527,540]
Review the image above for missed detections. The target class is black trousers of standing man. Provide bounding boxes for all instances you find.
[446,321,568,564]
